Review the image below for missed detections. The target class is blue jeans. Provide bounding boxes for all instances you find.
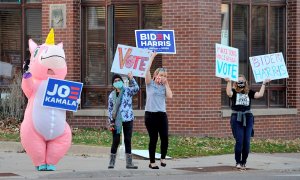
[230,113,254,165]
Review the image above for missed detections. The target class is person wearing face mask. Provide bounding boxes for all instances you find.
[145,52,173,169]
[107,72,139,169]
[225,74,270,170]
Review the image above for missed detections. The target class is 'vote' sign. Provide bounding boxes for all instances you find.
[249,52,289,82]
[111,44,153,78]
[215,43,239,81]
[42,78,83,112]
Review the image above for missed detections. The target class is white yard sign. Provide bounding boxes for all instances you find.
[215,43,239,82]
[111,44,153,78]
[249,52,289,82]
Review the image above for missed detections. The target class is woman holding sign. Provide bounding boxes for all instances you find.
[225,75,270,170]
[107,72,139,169]
[145,52,173,169]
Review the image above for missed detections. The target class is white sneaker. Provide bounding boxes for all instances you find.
[241,163,247,170]
[235,163,242,169]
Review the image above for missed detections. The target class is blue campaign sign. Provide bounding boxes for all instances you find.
[135,30,176,54]
[42,78,83,112]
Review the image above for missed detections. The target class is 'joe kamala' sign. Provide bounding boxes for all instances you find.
[42,78,83,112]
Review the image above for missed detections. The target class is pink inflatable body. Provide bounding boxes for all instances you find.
[20,29,71,171]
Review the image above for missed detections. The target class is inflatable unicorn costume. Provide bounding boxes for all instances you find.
[20,29,72,171]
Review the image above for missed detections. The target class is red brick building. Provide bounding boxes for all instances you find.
[0,0,299,139]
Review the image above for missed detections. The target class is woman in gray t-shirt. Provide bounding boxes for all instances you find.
[145,52,173,169]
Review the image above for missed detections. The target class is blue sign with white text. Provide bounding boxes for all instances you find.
[43,78,83,112]
[135,30,176,54]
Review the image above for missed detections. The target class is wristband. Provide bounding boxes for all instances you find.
[23,72,32,79]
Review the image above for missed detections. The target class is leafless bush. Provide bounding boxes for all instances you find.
[0,72,26,122]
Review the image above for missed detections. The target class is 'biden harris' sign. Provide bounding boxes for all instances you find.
[249,52,288,83]
[135,30,176,54]
[43,78,83,112]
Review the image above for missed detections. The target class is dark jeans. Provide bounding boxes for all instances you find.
[110,120,133,154]
[144,111,169,163]
[230,113,254,165]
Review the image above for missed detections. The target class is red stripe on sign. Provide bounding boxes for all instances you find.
[71,86,80,91]
[156,34,163,40]
[68,96,78,100]
[71,91,79,95]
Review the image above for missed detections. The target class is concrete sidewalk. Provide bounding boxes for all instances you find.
[0,141,299,179]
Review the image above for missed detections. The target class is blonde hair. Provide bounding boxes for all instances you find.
[233,74,249,94]
[153,67,167,77]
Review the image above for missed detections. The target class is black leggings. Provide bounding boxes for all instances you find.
[110,121,133,154]
[145,111,169,163]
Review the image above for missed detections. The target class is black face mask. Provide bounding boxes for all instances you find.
[237,81,245,88]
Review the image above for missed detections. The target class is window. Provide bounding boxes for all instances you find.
[221,4,229,46]
[141,4,162,107]
[25,9,42,58]
[0,9,21,86]
[143,4,162,75]
[111,5,139,108]
[269,6,286,107]
[81,6,106,108]
[221,0,286,108]
[0,1,41,94]
[81,1,162,109]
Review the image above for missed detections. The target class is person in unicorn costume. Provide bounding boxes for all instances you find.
[20,28,71,171]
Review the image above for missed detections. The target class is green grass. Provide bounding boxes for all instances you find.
[1,128,300,158]
[0,131,20,141]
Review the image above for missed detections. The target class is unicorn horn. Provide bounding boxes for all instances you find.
[45,28,55,45]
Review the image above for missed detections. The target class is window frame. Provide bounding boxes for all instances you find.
[80,1,162,109]
[0,0,41,101]
[81,3,108,109]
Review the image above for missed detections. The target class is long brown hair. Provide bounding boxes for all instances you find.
[233,74,249,94]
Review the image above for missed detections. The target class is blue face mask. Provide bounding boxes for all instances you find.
[113,81,124,89]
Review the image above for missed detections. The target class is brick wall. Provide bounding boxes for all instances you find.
[162,0,224,136]
[42,0,81,83]
[287,0,300,110]
[250,115,299,139]
[67,116,107,129]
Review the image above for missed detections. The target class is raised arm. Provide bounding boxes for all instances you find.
[165,79,173,98]
[145,52,157,85]
[127,72,139,96]
[21,59,34,98]
[225,78,233,98]
[21,73,34,99]
[254,79,271,99]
